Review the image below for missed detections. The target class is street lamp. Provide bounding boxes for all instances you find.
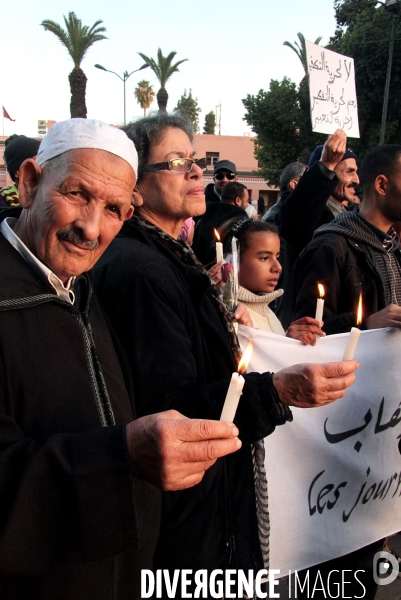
[379,0,400,144]
[94,63,149,126]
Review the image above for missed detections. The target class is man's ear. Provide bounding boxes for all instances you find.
[234,197,241,206]
[18,159,42,208]
[132,186,144,208]
[289,179,298,191]
[375,174,388,197]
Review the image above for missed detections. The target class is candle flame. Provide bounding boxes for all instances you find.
[214,229,221,241]
[238,342,253,374]
[318,283,325,298]
[357,292,363,326]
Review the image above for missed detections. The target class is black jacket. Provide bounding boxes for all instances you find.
[192,202,247,265]
[263,162,338,328]
[204,182,220,203]
[293,210,401,334]
[0,209,160,600]
[94,218,292,577]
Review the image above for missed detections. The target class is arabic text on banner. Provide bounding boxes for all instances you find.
[238,325,401,576]
[306,40,360,138]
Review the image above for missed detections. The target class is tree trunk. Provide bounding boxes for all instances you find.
[157,87,168,112]
[69,67,88,118]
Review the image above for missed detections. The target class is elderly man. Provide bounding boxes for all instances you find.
[0,119,241,600]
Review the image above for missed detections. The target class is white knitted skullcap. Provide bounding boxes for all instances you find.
[36,118,138,176]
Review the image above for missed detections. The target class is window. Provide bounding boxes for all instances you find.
[206,152,219,167]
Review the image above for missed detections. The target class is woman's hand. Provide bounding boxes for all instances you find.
[286,316,325,346]
[208,261,223,286]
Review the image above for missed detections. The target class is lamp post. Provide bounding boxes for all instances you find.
[94,63,149,126]
[379,0,400,144]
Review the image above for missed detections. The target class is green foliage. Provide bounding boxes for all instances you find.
[283,32,323,75]
[243,77,324,186]
[134,80,155,116]
[328,0,401,153]
[137,48,188,111]
[203,111,216,134]
[174,89,201,133]
[41,12,107,68]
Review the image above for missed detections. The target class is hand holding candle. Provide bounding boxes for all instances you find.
[220,342,253,422]
[214,229,223,263]
[342,293,363,360]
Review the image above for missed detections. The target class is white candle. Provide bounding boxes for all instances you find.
[315,298,324,322]
[220,372,245,422]
[342,327,361,361]
[216,241,223,263]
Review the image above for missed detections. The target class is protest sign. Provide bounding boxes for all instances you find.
[238,326,401,575]
[306,40,360,138]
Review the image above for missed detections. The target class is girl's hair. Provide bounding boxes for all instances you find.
[220,218,279,256]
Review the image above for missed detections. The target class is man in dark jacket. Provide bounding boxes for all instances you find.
[204,159,238,203]
[292,143,401,599]
[193,181,248,265]
[0,118,241,600]
[263,129,354,328]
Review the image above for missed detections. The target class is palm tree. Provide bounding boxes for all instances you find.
[283,32,322,77]
[41,12,107,118]
[137,48,188,112]
[134,80,155,116]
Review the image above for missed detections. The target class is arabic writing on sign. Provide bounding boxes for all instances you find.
[305,41,360,138]
[308,396,401,523]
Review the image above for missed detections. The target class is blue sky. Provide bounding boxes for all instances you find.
[1,0,340,137]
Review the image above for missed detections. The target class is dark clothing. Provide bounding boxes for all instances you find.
[263,162,338,329]
[0,209,160,600]
[293,210,401,334]
[94,217,292,577]
[204,182,220,203]
[192,202,247,265]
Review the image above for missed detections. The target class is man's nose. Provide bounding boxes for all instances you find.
[74,205,102,241]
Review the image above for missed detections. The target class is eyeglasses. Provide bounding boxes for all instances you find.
[143,157,207,174]
[215,171,236,181]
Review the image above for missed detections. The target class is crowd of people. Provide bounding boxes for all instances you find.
[0,114,399,599]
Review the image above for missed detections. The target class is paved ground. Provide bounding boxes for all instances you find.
[375,533,401,600]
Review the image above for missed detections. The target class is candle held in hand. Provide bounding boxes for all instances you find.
[342,293,363,360]
[214,229,223,263]
[315,283,325,322]
[220,342,253,422]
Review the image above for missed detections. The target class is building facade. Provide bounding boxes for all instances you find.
[194,133,279,212]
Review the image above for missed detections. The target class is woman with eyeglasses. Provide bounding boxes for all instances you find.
[94,113,358,588]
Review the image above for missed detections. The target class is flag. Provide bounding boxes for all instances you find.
[2,106,15,121]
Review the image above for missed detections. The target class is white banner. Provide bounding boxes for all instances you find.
[306,41,360,138]
[238,326,401,575]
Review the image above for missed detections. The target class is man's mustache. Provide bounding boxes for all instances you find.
[57,226,99,250]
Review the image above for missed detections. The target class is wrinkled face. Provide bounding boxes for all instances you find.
[16,149,135,282]
[332,158,359,203]
[135,127,205,237]
[214,169,238,193]
[239,231,282,294]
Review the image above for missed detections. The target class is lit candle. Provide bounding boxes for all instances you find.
[214,229,223,263]
[315,283,325,322]
[342,293,363,361]
[220,343,253,422]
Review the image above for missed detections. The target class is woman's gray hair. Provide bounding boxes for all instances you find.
[122,112,193,181]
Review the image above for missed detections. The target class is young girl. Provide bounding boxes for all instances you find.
[222,218,325,345]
